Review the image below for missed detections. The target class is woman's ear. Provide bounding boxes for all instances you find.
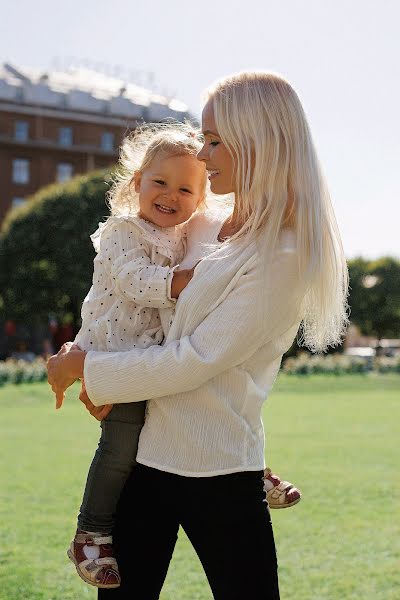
[133,170,142,193]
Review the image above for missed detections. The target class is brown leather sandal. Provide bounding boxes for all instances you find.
[67,530,121,589]
[263,467,301,509]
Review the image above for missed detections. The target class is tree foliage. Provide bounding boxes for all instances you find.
[1,177,399,347]
[348,257,400,339]
[0,170,112,326]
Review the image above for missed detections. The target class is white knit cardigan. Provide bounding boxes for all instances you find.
[84,209,303,476]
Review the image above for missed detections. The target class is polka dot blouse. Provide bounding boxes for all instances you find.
[74,215,186,352]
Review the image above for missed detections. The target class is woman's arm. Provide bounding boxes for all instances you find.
[84,249,304,407]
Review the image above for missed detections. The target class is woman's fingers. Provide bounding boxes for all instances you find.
[79,385,92,410]
[55,389,64,410]
[79,385,113,421]
[47,353,73,407]
[96,405,113,420]
[47,344,85,409]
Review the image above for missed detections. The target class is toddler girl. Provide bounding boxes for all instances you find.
[61,122,207,589]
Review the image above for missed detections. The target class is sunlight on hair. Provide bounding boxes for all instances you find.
[205,71,349,352]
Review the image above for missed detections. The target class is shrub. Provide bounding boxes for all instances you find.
[0,358,48,386]
[282,352,399,375]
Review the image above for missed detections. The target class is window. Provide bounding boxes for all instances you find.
[101,131,114,151]
[15,121,29,142]
[58,127,73,146]
[12,159,30,184]
[12,197,26,209]
[57,163,73,183]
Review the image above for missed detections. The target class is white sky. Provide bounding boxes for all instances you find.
[1,0,399,259]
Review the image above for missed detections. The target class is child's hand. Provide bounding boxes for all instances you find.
[171,262,200,299]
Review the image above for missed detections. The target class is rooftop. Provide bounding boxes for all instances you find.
[0,62,190,121]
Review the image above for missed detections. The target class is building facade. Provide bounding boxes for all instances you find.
[0,63,191,223]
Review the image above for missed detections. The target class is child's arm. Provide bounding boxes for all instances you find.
[112,255,178,308]
[170,265,197,298]
[100,218,178,309]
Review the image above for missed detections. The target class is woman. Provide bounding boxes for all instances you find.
[48,71,348,599]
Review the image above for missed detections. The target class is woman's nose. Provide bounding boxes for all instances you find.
[197,145,208,162]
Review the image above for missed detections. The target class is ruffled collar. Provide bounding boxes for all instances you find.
[92,213,185,253]
[132,214,184,250]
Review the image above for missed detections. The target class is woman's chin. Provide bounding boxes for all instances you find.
[210,180,231,195]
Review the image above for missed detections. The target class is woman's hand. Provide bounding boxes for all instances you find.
[47,342,87,409]
[79,380,113,421]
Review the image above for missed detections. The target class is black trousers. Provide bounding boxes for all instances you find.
[98,464,280,600]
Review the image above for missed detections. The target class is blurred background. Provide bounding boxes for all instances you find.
[0,0,399,361]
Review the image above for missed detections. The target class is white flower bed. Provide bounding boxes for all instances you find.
[0,358,48,386]
[282,352,400,375]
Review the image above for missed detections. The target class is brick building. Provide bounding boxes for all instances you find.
[0,62,191,223]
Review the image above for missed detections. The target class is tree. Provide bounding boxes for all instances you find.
[348,257,400,342]
[0,170,112,330]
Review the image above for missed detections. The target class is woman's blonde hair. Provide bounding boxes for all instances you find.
[206,71,349,352]
[108,121,207,216]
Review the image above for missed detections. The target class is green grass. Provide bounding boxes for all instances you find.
[1,374,399,599]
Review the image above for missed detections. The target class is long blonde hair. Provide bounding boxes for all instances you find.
[108,121,207,216]
[206,71,349,352]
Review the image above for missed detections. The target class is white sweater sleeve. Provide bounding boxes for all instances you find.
[84,248,303,406]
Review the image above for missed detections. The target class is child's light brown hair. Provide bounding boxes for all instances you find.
[107,121,207,216]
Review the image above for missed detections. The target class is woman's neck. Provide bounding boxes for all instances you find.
[219,191,296,242]
[218,210,243,240]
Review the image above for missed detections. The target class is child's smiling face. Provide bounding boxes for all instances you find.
[135,152,206,228]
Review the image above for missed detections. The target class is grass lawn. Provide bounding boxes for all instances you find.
[0,374,399,599]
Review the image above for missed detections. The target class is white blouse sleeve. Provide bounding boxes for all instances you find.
[98,219,177,309]
[84,248,303,406]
